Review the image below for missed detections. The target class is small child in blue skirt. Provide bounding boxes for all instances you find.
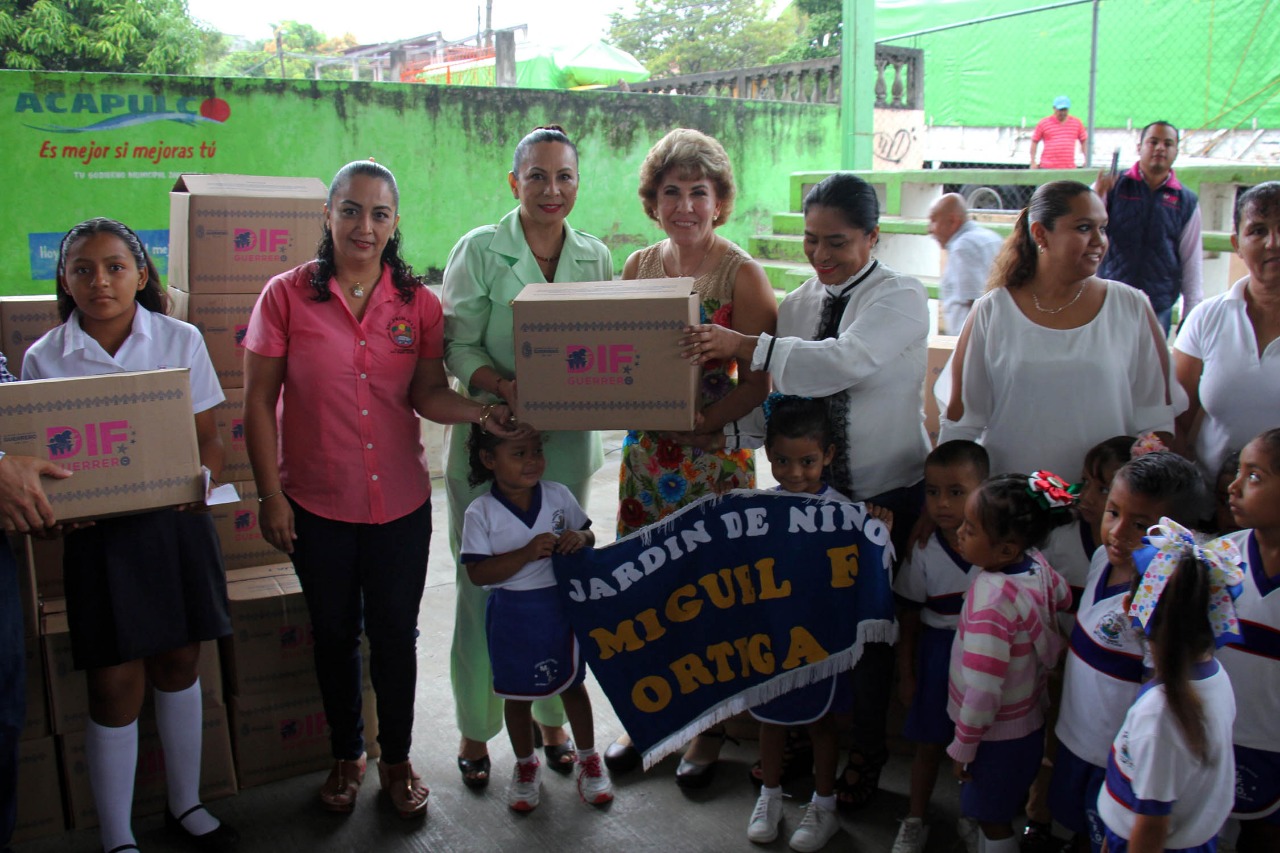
[460,426,612,812]
[747,396,890,852]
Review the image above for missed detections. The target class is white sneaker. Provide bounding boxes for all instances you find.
[508,758,542,812]
[891,816,930,853]
[789,802,839,852]
[957,816,980,853]
[747,789,783,843]
[576,753,614,805]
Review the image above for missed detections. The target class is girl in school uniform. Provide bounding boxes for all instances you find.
[1097,518,1241,853]
[1216,428,1280,853]
[747,396,883,853]
[947,472,1073,853]
[460,427,613,813]
[22,218,237,853]
[1050,451,1206,852]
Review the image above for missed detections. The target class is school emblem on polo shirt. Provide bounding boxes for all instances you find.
[1093,609,1130,647]
[387,318,414,348]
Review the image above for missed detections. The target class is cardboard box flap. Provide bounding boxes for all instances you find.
[513,277,695,304]
[171,174,327,198]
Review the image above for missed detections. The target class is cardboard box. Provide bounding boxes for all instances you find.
[0,295,60,378]
[61,703,236,829]
[13,534,37,639]
[230,685,378,789]
[221,571,316,695]
[512,278,699,431]
[14,532,64,599]
[925,335,958,447]
[12,736,63,843]
[22,635,48,741]
[188,293,257,388]
[169,174,326,294]
[209,481,284,571]
[212,387,251,482]
[43,609,222,734]
[221,566,371,697]
[224,561,295,585]
[0,370,203,521]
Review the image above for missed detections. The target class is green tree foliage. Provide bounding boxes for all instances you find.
[770,0,841,63]
[608,0,794,75]
[201,19,357,79]
[0,0,208,73]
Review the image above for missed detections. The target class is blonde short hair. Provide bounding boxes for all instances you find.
[638,128,736,227]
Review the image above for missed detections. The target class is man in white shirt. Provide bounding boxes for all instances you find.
[928,193,1004,335]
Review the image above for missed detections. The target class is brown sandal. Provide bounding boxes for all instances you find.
[319,753,366,813]
[378,758,429,819]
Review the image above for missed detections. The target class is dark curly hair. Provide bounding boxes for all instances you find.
[56,218,166,322]
[1112,451,1206,526]
[312,160,421,305]
[1233,180,1280,234]
[973,473,1074,552]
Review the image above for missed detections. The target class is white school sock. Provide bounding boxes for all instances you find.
[577,747,597,760]
[154,679,219,836]
[812,792,837,812]
[85,719,138,853]
[761,784,782,799]
[978,833,1020,853]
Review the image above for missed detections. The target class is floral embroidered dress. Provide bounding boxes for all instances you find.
[617,240,756,535]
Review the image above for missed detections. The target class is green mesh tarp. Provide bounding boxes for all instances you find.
[875,0,1279,130]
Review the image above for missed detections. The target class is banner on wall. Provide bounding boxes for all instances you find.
[554,490,897,767]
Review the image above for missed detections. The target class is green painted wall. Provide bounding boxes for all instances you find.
[2,71,840,295]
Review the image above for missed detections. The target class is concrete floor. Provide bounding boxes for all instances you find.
[18,431,974,853]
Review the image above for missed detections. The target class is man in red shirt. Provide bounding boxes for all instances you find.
[1031,96,1086,169]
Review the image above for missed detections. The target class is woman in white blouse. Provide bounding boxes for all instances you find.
[1174,181,1280,482]
[683,172,929,808]
[939,180,1175,478]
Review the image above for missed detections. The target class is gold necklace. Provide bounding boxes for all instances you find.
[1032,281,1088,314]
[531,250,560,264]
[666,238,716,279]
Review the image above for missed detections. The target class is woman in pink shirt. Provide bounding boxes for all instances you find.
[244,161,521,821]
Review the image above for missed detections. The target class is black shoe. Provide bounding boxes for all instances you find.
[165,804,240,852]
[604,739,642,775]
[1020,820,1064,853]
[675,729,736,789]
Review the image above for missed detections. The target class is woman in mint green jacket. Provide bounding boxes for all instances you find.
[442,125,613,789]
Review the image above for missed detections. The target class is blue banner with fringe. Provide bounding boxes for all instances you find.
[553,489,897,767]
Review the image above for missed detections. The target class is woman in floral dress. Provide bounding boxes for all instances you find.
[606,128,777,786]
[616,128,776,536]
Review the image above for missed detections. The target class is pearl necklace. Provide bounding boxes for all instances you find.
[348,282,364,298]
[1032,281,1088,314]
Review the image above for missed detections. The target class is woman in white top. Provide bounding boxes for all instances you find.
[1174,181,1280,483]
[939,180,1175,478]
[683,172,930,808]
